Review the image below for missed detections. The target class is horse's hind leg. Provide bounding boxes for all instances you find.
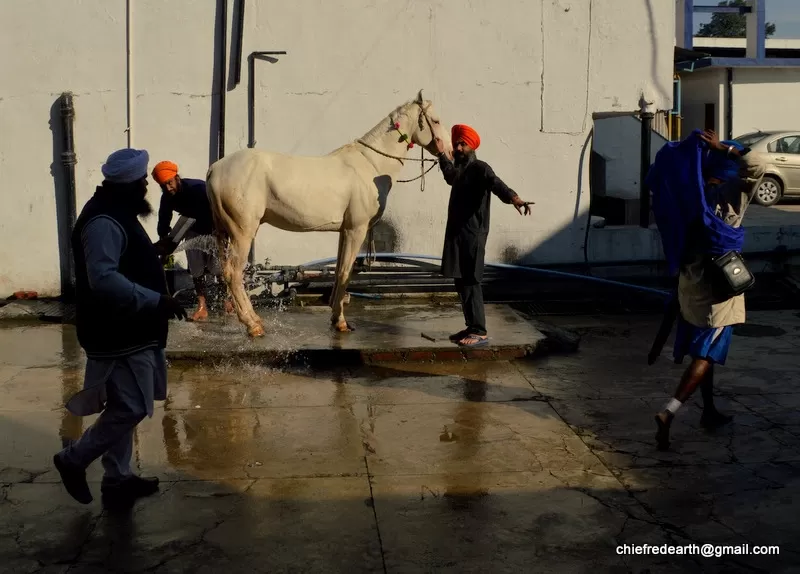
[330,224,369,332]
[227,231,264,337]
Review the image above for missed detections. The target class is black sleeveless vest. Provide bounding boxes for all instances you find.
[72,187,169,358]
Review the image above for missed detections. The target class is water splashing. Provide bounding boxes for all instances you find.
[173,235,218,255]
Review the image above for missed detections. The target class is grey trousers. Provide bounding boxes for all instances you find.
[60,360,148,479]
[454,278,487,336]
[184,229,222,279]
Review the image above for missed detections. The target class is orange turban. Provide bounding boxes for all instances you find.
[152,161,179,184]
[451,124,481,150]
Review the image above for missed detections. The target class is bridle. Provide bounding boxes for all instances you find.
[356,100,439,188]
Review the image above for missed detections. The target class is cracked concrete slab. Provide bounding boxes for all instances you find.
[1,311,798,571]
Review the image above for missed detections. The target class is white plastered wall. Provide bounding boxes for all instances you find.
[0,0,674,296]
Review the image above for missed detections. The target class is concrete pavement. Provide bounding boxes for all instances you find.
[1,309,799,572]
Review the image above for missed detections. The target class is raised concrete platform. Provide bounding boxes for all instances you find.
[166,303,557,365]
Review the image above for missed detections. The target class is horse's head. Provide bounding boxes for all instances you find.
[406,90,452,158]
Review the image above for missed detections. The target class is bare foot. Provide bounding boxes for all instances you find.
[191,306,209,322]
[457,334,488,347]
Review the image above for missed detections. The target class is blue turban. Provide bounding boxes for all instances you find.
[101,148,150,184]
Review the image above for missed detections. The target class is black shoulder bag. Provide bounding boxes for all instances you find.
[705,250,755,300]
[703,170,757,301]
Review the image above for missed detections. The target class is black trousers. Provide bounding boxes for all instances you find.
[453,278,487,336]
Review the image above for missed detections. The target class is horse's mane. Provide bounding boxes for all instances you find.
[330,100,419,154]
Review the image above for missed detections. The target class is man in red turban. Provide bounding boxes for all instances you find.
[434,124,533,347]
[152,161,233,321]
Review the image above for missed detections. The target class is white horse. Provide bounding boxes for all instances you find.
[207,90,452,337]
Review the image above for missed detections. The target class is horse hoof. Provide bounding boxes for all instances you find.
[248,325,265,338]
[333,321,355,333]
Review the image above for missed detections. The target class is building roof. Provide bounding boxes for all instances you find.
[693,38,800,51]
[676,36,800,71]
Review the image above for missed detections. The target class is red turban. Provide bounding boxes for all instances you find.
[451,124,481,150]
[152,160,179,185]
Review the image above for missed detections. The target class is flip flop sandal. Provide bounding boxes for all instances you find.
[449,329,470,342]
[457,334,490,347]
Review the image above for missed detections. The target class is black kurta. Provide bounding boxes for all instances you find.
[156,178,214,238]
[439,153,518,281]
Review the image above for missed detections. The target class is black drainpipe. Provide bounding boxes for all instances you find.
[232,0,245,87]
[247,51,287,148]
[639,110,654,228]
[59,92,77,301]
[217,0,228,160]
[726,67,734,140]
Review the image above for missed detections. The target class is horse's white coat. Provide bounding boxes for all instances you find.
[206,91,452,336]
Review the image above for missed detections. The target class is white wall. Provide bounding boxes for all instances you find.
[0,0,674,297]
[680,69,726,136]
[593,115,668,200]
[732,68,800,136]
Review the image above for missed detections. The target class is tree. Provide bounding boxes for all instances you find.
[696,0,776,38]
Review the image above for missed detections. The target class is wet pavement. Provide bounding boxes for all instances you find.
[1,308,799,573]
[166,303,549,364]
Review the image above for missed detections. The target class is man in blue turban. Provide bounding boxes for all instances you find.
[647,129,766,451]
[53,148,188,510]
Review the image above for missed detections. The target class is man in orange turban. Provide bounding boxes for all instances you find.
[451,124,481,151]
[434,124,533,347]
[152,160,233,321]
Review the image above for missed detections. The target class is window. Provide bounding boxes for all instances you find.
[767,136,800,154]
[734,132,769,148]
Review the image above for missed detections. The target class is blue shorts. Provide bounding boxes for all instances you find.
[673,318,734,365]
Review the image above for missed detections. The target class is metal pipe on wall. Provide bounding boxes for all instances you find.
[217,0,228,160]
[639,109,654,228]
[59,92,78,301]
[247,51,287,148]
[126,0,133,147]
[232,0,245,87]
[726,67,734,141]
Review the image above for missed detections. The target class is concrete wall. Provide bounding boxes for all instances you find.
[593,115,668,200]
[680,69,726,136]
[0,0,674,297]
[680,67,800,141]
[731,68,800,135]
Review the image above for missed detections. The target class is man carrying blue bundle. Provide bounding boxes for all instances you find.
[647,129,766,450]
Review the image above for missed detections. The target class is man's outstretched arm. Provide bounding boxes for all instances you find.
[482,163,533,215]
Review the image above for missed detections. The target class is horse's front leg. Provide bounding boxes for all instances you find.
[330,224,368,332]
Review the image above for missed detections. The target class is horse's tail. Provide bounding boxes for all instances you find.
[206,161,233,267]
